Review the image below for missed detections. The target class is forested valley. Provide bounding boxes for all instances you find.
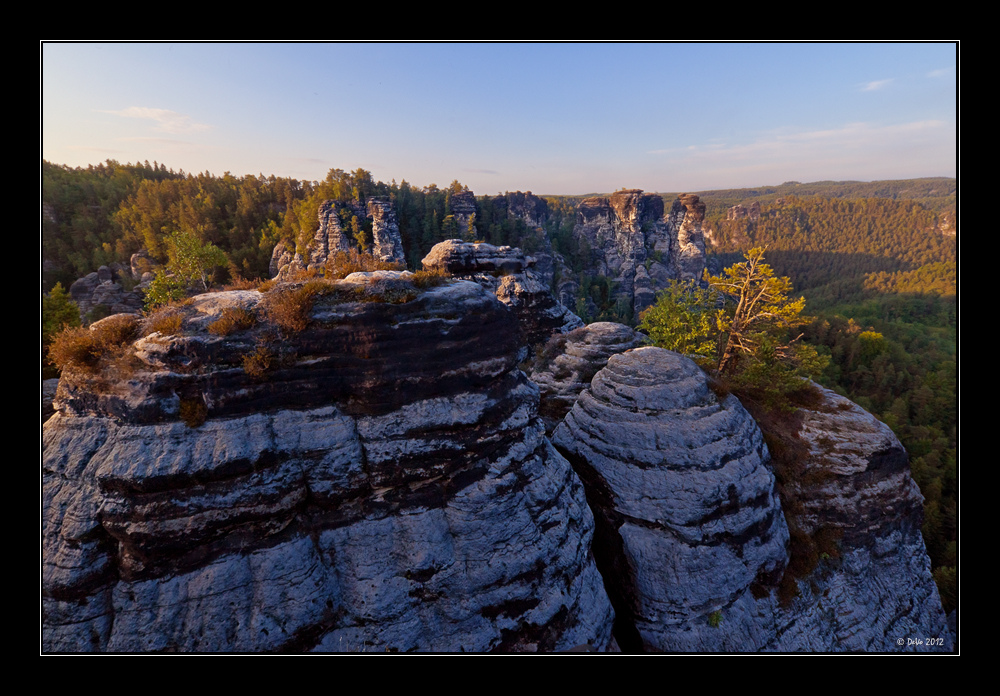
[41,161,957,611]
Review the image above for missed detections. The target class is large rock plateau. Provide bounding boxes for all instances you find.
[43,276,614,652]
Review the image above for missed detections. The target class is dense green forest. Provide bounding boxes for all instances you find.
[41,162,957,612]
[701,190,957,612]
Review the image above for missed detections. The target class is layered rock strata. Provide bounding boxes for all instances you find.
[529,322,646,433]
[422,240,583,352]
[552,347,789,651]
[43,277,614,652]
[552,349,951,652]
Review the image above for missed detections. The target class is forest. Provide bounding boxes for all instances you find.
[40,161,957,612]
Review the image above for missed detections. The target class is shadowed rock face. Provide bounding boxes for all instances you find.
[551,349,951,652]
[552,347,789,651]
[530,322,646,433]
[759,385,952,652]
[43,278,614,652]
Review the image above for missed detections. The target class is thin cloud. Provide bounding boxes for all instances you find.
[648,120,954,184]
[862,79,893,91]
[102,107,211,134]
[927,68,951,78]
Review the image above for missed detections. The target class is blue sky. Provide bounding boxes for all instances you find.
[41,42,957,195]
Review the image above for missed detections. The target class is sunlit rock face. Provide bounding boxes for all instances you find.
[572,192,707,318]
[43,278,614,653]
[551,348,951,652]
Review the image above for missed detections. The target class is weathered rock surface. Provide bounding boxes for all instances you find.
[422,240,583,351]
[490,191,549,230]
[367,197,406,264]
[552,347,789,651]
[68,265,146,321]
[551,348,951,652]
[43,277,614,652]
[449,190,478,236]
[761,385,953,652]
[529,322,646,432]
[573,191,707,317]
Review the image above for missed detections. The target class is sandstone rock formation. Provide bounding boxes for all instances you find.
[552,347,789,651]
[490,191,548,230]
[529,322,646,432]
[272,199,405,279]
[422,240,583,352]
[572,191,707,317]
[367,197,406,265]
[68,264,146,322]
[449,190,478,237]
[762,384,952,651]
[42,276,614,652]
[551,348,951,652]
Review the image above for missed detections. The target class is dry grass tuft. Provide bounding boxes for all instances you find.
[49,314,142,373]
[179,397,208,428]
[208,306,258,336]
[221,275,262,291]
[260,282,327,333]
[410,267,450,289]
[242,344,276,378]
[144,306,185,336]
[325,249,403,280]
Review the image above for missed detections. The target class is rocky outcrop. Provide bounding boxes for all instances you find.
[572,191,707,318]
[69,265,146,322]
[367,198,405,264]
[760,385,952,651]
[550,348,951,652]
[552,347,789,651]
[491,191,548,230]
[422,240,583,352]
[449,190,478,236]
[42,276,614,652]
[529,322,646,432]
[726,201,761,222]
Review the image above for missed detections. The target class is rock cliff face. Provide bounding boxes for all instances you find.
[422,240,583,352]
[449,190,478,236]
[367,198,406,265]
[573,191,707,317]
[43,277,614,652]
[491,191,549,230]
[551,348,951,652]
